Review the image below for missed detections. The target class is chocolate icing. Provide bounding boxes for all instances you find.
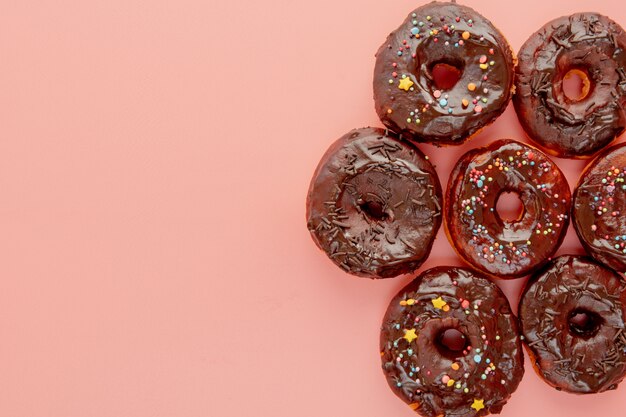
[514,13,626,158]
[445,139,571,277]
[573,142,626,272]
[306,127,442,278]
[519,255,626,393]
[380,267,524,417]
[373,1,514,146]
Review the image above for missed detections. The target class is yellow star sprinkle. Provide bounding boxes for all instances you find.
[471,399,485,412]
[398,77,414,91]
[431,296,447,310]
[403,328,418,343]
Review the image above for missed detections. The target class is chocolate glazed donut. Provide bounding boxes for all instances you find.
[514,13,626,158]
[573,142,626,272]
[445,140,571,278]
[519,256,626,394]
[373,1,515,146]
[380,267,524,417]
[306,127,442,278]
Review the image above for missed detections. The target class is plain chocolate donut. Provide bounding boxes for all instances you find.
[380,266,524,417]
[514,13,626,158]
[445,139,571,278]
[373,1,515,146]
[519,255,626,393]
[306,127,442,278]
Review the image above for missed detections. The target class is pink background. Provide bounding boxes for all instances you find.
[0,0,625,416]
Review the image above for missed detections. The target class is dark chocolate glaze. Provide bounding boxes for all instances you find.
[380,267,524,417]
[373,1,514,146]
[445,140,571,278]
[573,142,626,272]
[306,127,442,278]
[514,13,626,158]
[519,255,626,394]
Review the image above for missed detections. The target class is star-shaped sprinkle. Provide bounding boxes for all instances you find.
[398,77,414,91]
[431,297,447,310]
[471,399,485,412]
[403,328,418,343]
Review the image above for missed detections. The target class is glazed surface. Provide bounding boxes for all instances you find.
[445,140,570,277]
[380,267,524,417]
[306,127,442,278]
[519,256,626,393]
[514,13,626,158]
[573,142,626,272]
[373,1,514,146]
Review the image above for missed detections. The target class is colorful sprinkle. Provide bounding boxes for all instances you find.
[432,297,447,310]
[398,77,414,91]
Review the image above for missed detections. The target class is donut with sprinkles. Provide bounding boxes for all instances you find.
[573,142,626,272]
[380,266,524,417]
[445,139,571,278]
[373,1,515,146]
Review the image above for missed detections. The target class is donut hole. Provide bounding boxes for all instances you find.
[430,60,464,90]
[436,328,469,359]
[562,69,591,102]
[495,190,525,223]
[568,309,603,338]
[358,199,388,221]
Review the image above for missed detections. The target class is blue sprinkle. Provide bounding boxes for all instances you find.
[486,359,491,364]
[481,374,487,380]
[468,210,474,215]
[455,43,459,47]
[448,108,453,114]
[622,235,626,240]
[397,382,402,387]
[480,175,486,180]
[419,21,424,27]
[594,197,600,201]
[407,349,413,355]
[397,51,403,56]
[474,355,482,363]
[395,324,400,329]
[411,27,419,35]
[530,161,535,166]
[477,180,484,187]
[439,98,448,107]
